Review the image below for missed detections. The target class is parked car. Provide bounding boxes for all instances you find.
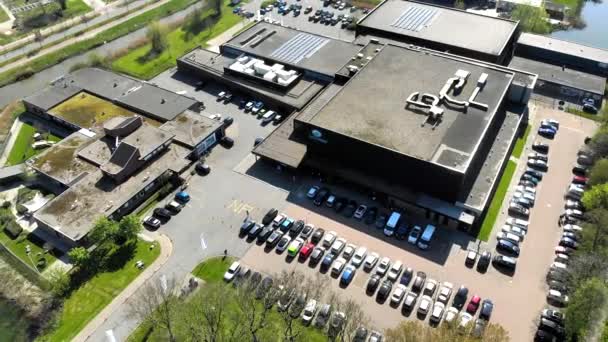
[313,304,332,328]
[340,265,356,285]
[547,289,569,306]
[541,308,564,325]
[400,267,414,286]
[322,230,337,248]
[492,255,517,271]
[532,141,549,153]
[465,250,478,266]
[311,227,325,244]
[366,274,381,295]
[165,201,183,213]
[528,152,548,162]
[276,235,292,253]
[452,285,469,309]
[262,208,278,225]
[528,158,549,171]
[430,302,446,323]
[342,243,356,260]
[411,271,427,294]
[320,253,337,272]
[266,230,283,248]
[313,188,330,206]
[408,225,422,245]
[477,251,492,272]
[364,207,378,225]
[143,216,161,229]
[353,204,367,219]
[376,257,391,276]
[299,242,315,260]
[496,239,520,256]
[195,162,211,175]
[423,279,438,297]
[272,213,286,227]
[538,127,556,138]
[508,203,530,217]
[479,299,494,320]
[351,247,367,268]
[306,186,320,199]
[289,220,305,237]
[331,257,347,277]
[223,261,240,282]
[287,238,305,257]
[418,295,433,316]
[376,280,393,302]
[437,282,453,304]
[402,291,418,313]
[309,246,325,265]
[257,225,276,243]
[247,223,264,239]
[363,252,379,271]
[539,318,566,339]
[466,295,481,314]
[390,284,407,306]
[444,307,459,324]
[301,299,317,325]
[330,238,347,255]
[374,213,387,229]
[496,231,522,245]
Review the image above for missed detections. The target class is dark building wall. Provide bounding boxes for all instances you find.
[294,120,466,201]
[516,44,608,77]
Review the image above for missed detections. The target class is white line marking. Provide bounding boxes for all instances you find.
[200,233,208,250]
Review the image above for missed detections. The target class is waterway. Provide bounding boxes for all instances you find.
[551,0,608,49]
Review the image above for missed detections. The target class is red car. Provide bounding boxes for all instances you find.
[466,295,481,314]
[299,242,315,259]
[572,175,588,185]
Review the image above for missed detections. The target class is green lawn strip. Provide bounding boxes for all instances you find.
[0,0,198,88]
[191,255,235,282]
[0,5,10,24]
[63,0,93,17]
[40,239,160,342]
[477,160,517,241]
[566,107,606,123]
[511,124,531,159]
[111,0,243,80]
[5,122,62,166]
[0,227,60,271]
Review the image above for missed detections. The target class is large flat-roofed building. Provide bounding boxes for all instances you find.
[177,22,363,112]
[356,0,519,64]
[254,43,537,231]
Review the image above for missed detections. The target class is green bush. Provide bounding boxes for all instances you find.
[1,201,11,209]
[16,204,28,215]
[4,220,23,239]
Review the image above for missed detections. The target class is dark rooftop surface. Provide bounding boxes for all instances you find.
[159,110,222,148]
[24,85,81,111]
[118,83,199,122]
[518,33,608,64]
[509,56,606,94]
[179,48,325,110]
[222,22,362,77]
[56,68,141,100]
[358,0,518,57]
[302,44,513,172]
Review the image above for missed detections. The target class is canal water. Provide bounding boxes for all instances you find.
[551,0,608,49]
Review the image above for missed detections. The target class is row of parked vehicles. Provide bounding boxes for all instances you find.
[239,206,494,335]
[143,191,192,229]
[216,89,286,125]
[222,260,384,341]
[306,185,438,250]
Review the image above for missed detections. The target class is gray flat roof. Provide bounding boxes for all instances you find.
[223,22,362,77]
[509,56,606,94]
[302,44,513,172]
[57,68,140,100]
[159,110,222,148]
[358,0,518,57]
[24,85,82,111]
[518,33,608,64]
[118,84,198,122]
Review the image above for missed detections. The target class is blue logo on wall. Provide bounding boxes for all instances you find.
[309,129,328,144]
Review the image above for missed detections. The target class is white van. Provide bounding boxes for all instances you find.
[417,224,436,250]
[506,218,529,230]
[261,110,276,124]
[383,212,401,237]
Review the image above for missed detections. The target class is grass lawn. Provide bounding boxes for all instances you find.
[129,257,327,342]
[550,0,581,8]
[40,239,160,342]
[0,226,61,272]
[63,0,93,17]
[566,107,606,123]
[0,6,10,24]
[111,0,244,80]
[5,122,62,166]
[477,160,517,241]
[511,124,531,159]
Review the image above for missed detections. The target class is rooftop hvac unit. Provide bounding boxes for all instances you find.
[370,38,380,44]
[356,53,364,59]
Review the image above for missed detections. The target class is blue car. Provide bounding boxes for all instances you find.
[280,218,294,233]
[340,265,356,285]
[175,191,190,203]
[232,6,241,13]
[538,127,556,138]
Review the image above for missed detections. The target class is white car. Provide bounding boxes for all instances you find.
[563,224,583,233]
[459,312,474,329]
[444,307,459,323]
[342,243,356,260]
[513,191,535,204]
[424,279,438,297]
[418,295,433,315]
[301,299,317,325]
[353,205,367,219]
[516,185,536,195]
[496,232,521,244]
[506,217,529,229]
[273,213,286,227]
[307,186,320,199]
[331,238,347,255]
[437,282,453,304]
[331,257,347,277]
[351,247,367,268]
[408,226,422,245]
[245,101,254,111]
[551,262,567,271]
[386,260,403,281]
[209,113,222,120]
[363,252,379,271]
[555,253,569,264]
[375,257,391,276]
[547,289,569,305]
[223,261,240,282]
[217,91,226,99]
[322,231,337,248]
[430,302,445,323]
[501,225,526,239]
[390,284,407,306]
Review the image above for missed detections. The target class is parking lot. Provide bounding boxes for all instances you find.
[141,69,599,341]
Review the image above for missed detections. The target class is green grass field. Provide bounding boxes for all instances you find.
[40,239,160,342]
[111,0,244,79]
[0,6,10,24]
[63,0,92,17]
[191,256,235,282]
[5,122,62,166]
[511,124,531,159]
[477,160,517,241]
[0,224,60,272]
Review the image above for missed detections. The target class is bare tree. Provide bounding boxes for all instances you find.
[232,278,274,342]
[180,282,232,342]
[129,276,179,342]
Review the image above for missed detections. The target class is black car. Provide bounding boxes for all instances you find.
[452,285,469,309]
[153,207,172,219]
[195,162,211,175]
[376,280,393,301]
[559,237,578,249]
[399,267,414,286]
[534,329,556,342]
[364,207,378,225]
[541,309,565,325]
[220,136,234,148]
[411,271,426,293]
[539,318,565,339]
[375,213,387,229]
[289,220,305,237]
[532,141,549,153]
[313,188,330,206]
[255,276,273,299]
[395,224,408,240]
[548,280,568,293]
[240,220,256,236]
[477,250,492,272]
[247,223,263,239]
[321,253,336,271]
[257,225,276,243]
[366,274,381,295]
[143,216,161,229]
[353,327,368,342]
[572,164,588,175]
[222,116,234,128]
[479,299,493,320]
[265,230,283,248]
[311,228,325,244]
[525,168,544,180]
[309,247,325,265]
[496,239,520,256]
[343,200,357,217]
[333,197,346,212]
[262,208,278,225]
[492,255,517,271]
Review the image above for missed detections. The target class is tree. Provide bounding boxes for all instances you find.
[68,246,90,269]
[590,129,608,159]
[589,159,608,186]
[47,267,70,298]
[147,21,168,55]
[88,216,119,244]
[117,214,142,243]
[454,0,466,10]
[565,278,608,341]
[583,184,608,211]
[511,5,551,34]
[385,320,509,341]
[57,0,67,10]
[579,209,608,255]
[130,276,179,342]
[566,254,608,289]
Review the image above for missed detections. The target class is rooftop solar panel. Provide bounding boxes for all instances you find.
[270,33,329,64]
[391,6,439,32]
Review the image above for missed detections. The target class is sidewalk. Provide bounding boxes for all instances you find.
[73,234,174,342]
[0,117,23,166]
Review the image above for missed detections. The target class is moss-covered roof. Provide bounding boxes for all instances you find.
[49,92,138,129]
